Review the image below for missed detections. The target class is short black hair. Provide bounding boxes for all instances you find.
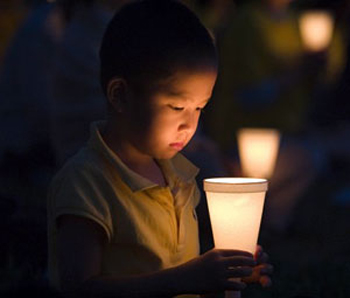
[99,0,217,96]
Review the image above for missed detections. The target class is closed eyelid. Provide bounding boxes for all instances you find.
[167,96,210,110]
[168,104,184,111]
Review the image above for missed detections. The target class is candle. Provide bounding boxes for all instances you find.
[237,128,280,179]
[204,178,268,298]
[299,10,334,52]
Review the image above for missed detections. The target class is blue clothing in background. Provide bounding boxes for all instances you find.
[0,3,60,161]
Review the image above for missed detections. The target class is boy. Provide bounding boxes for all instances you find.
[47,1,272,297]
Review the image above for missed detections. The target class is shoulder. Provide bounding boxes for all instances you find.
[48,147,115,241]
[49,146,115,204]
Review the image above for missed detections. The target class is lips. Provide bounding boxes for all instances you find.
[169,142,185,151]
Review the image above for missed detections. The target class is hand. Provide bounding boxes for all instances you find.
[242,245,273,287]
[180,249,256,294]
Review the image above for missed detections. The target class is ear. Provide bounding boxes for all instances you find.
[107,78,128,113]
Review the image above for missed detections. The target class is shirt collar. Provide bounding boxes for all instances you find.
[157,154,199,189]
[88,121,199,192]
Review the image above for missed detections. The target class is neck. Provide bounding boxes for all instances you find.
[102,119,151,166]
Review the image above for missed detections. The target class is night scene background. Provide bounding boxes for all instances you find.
[1,0,350,297]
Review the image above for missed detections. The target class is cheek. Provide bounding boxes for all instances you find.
[152,113,175,133]
[150,113,180,142]
[140,110,167,135]
[128,102,154,131]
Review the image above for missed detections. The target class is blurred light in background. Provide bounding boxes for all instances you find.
[299,10,334,52]
[237,128,280,179]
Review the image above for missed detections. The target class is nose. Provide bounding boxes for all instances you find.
[178,110,199,133]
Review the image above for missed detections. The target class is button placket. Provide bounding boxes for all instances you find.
[173,181,194,251]
[156,186,179,252]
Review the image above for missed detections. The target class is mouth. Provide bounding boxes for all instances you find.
[169,142,185,151]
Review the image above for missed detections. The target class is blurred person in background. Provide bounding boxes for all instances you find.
[183,0,235,37]
[0,0,64,194]
[0,0,29,68]
[50,0,130,167]
[204,0,347,235]
[307,0,350,207]
[0,0,66,279]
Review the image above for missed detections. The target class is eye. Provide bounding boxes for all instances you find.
[169,105,184,111]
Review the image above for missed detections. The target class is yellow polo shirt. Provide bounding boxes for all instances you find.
[47,121,201,297]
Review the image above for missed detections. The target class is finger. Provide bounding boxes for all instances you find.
[254,245,262,259]
[241,264,272,284]
[260,264,274,275]
[259,275,272,288]
[254,245,266,261]
[223,256,256,268]
[257,252,269,264]
[254,244,264,256]
[225,266,253,279]
[218,249,253,258]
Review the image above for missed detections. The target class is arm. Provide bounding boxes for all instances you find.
[57,215,257,297]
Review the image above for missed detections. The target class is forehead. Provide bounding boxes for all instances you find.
[156,67,218,97]
[130,64,218,108]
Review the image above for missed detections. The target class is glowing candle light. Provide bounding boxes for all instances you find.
[299,10,334,52]
[204,178,268,298]
[237,128,280,179]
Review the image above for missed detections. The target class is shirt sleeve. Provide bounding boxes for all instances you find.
[49,163,113,242]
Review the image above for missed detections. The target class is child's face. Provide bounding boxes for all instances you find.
[126,68,217,160]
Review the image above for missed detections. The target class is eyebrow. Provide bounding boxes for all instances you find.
[168,96,211,107]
